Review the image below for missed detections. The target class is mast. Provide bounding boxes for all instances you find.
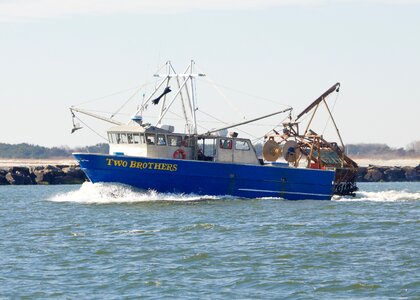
[190,60,198,135]
[153,61,205,133]
[70,61,206,134]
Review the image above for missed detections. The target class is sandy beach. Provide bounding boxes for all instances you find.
[354,158,420,167]
[0,158,78,168]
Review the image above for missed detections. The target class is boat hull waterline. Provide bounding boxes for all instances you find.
[74,153,336,200]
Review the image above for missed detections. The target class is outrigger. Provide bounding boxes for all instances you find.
[70,61,358,200]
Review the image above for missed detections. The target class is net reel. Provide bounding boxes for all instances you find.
[262,140,282,162]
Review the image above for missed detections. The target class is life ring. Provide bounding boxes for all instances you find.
[173,148,187,159]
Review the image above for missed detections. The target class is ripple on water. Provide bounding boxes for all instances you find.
[1,182,419,298]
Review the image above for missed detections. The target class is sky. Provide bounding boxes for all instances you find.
[0,0,419,148]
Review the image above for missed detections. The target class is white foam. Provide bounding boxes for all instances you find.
[334,190,420,202]
[50,182,219,204]
[50,182,420,204]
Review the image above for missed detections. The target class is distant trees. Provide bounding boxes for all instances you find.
[0,143,109,158]
[0,141,418,159]
[346,142,419,157]
[254,142,420,158]
[406,140,420,153]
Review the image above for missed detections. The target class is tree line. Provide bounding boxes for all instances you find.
[0,143,109,159]
[0,141,418,159]
[345,142,420,157]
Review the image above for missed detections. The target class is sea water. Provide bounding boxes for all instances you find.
[0,182,419,299]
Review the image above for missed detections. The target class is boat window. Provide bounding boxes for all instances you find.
[115,133,122,144]
[133,133,144,144]
[167,135,182,147]
[127,133,133,144]
[108,133,119,144]
[157,134,166,146]
[184,136,194,147]
[203,138,216,158]
[219,138,232,150]
[235,140,250,151]
[108,133,115,143]
[120,133,128,144]
[145,133,156,145]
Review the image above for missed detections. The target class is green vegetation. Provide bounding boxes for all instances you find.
[254,141,420,158]
[346,142,420,157]
[0,143,109,158]
[0,141,418,159]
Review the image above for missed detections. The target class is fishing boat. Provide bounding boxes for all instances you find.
[70,61,358,200]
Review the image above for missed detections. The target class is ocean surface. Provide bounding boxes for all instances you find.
[0,182,419,299]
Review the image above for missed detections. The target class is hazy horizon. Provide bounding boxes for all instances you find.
[1,0,419,148]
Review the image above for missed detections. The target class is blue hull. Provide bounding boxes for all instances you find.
[73,153,335,200]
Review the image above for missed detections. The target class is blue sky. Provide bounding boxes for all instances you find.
[0,0,419,148]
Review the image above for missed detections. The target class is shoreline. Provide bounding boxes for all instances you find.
[0,158,78,168]
[0,158,418,185]
[353,158,419,168]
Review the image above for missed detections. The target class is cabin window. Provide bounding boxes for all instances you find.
[219,139,233,150]
[203,138,216,158]
[108,133,114,143]
[184,136,195,147]
[157,134,167,146]
[235,140,250,151]
[145,133,156,145]
[120,133,128,144]
[133,133,144,144]
[167,135,182,147]
[115,133,122,144]
[127,133,133,144]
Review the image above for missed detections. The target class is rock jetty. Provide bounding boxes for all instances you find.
[0,165,87,185]
[356,165,419,182]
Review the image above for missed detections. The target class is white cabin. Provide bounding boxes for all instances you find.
[106,123,260,165]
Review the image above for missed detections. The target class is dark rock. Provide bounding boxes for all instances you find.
[403,166,418,181]
[356,167,367,182]
[59,166,87,184]
[39,168,65,184]
[383,167,405,181]
[33,169,48,184]
[5,171,33,185]
[31,165,86,184]
[0,169,10,185]
[4,166,36,184]
[56,164,70,169]
[11,167,31,176]
[364,167,384,182]
[45,165,61,172]
[32,166,45,171]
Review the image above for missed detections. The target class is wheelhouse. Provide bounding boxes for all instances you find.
[106,123,260,165]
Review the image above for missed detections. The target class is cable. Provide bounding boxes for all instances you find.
[322,90,340,135]
[74,115,109,142]
[74,85,146,107]
[110,82,150,118]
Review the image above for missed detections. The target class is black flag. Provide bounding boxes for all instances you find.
[152,86,172,105]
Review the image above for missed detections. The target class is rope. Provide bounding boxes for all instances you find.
[74,115,109,142]
[253,114,291,144]
[197,109,258,139]
[322,90,340,135]
[195,64,247,120]
[74,85,143,106]
[199,76,247,120]
[110,82,150,118]
[199,78,292,108]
